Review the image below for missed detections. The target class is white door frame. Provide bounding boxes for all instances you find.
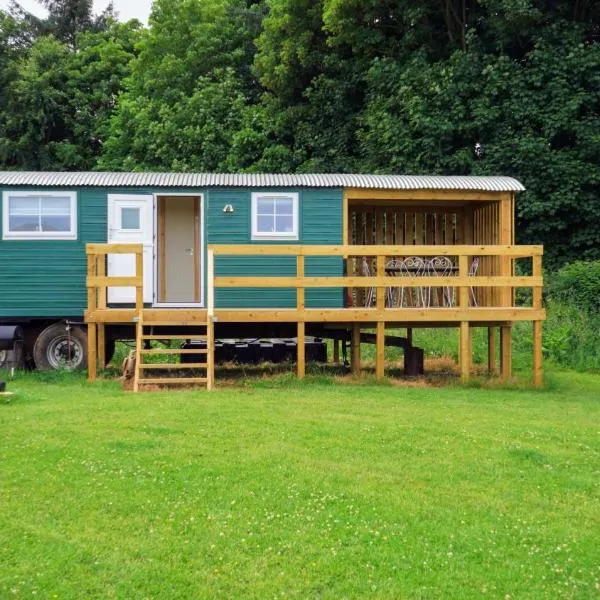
[152,193,205,308]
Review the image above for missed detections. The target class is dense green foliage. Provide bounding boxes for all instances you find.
[547,260,600,313]
[0,0,599,266]
[1,371,599,597]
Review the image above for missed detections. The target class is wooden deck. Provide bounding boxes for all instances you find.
[85,243,545,388]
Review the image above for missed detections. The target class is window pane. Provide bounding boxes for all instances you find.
[256,197,275,214]
[121,207,140,230]
[257,215,275,233]
[41,197,70,215]
[9,197,39,216]
[9,215,38,232]
[275,197,294,216]
[275,215,294,233]
[41,215,70,232]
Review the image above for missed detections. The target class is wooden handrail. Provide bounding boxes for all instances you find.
[209,244,543,311]
[208,244,543,257]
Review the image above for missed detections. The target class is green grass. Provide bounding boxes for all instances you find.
[1,370,599,598]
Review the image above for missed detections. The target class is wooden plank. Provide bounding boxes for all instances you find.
[500,325,512,379]
[213,307,546,323]
[87,243,142,254]
[135,251,144,312]
[207,249,215,317]
[532,254,543,309]
[533,320,543,387]
[376,256,385,309]
[500,194,513,307]
[458,255,469,308]
[86,254,97,315]
[487,327,497,375]
[460,321,470,382]
[343,192,349,246]
[133,317,142,393]
[208,244,544,257]
[142,348,208,355]
[214,275,543,289]
[207,317,215,391]
[87,323,97,381]
[142,334,207,340]
[344,188,502,201]
[87,276,142,287]
[297,321,305,379]
[297,255,305,311]
[97,250,107,310]
[139,377,208,385]
[351,324,361,374]
[139,363,207,370]
[376,321,385,380]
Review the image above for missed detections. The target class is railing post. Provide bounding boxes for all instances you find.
[297,254,305,312]
[458,253,470,381]
[207,248,215,390]
[376,254,385,311]
[532,253,543,386]
[135,248,144,312]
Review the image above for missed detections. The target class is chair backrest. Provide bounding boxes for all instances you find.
[429,255,453,276]
[469,257,480,276]
[362,257,372,276]
[403,256,427,276]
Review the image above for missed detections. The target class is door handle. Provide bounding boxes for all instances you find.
[185,248,194,256]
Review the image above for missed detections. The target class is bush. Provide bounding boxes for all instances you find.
[547,261,600,314]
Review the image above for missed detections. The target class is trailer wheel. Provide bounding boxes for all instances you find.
[33,324,88,371]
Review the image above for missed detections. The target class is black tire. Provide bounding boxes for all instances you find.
[33,323,88,371]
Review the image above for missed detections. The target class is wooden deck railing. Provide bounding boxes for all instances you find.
[86,243,144,313]
[207,244,544,313]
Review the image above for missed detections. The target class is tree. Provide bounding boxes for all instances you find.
[100,0,265,172]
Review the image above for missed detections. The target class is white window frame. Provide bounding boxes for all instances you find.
[251,192,299,240]
[2,191,78,240]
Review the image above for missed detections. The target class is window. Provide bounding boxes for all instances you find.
[2,191,77,240]
[121,207,141,230]
[251,192,299,240]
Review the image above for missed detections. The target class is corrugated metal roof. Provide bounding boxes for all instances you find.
[0,172,525,191]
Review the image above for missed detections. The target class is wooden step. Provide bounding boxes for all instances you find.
[138,377,208,385]
[139,363,207,369]
[141,348,208,355]
[143,321,208,327]
[142,334,208,340]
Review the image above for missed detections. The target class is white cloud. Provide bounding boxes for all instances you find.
[0,0,152,24]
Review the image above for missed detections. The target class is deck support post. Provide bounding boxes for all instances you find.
[500,325,512,379]
[459,321,470,382]
[351,323,361,375]
[297,321,305,379]
[376,322,385,380]
[87,322,97,381]
[406,327,413,347]
[333,339,340,364]
[533,320,543,387]
[487,327,497,375]
[97,324,106,369]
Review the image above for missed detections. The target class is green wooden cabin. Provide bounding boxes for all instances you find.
[0,171,525,370]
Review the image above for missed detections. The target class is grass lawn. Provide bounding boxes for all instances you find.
[0,368,599,598]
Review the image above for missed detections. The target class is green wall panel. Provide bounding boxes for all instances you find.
[0,188,107,317]
[208,188,343,309]
[0,185,344,319]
